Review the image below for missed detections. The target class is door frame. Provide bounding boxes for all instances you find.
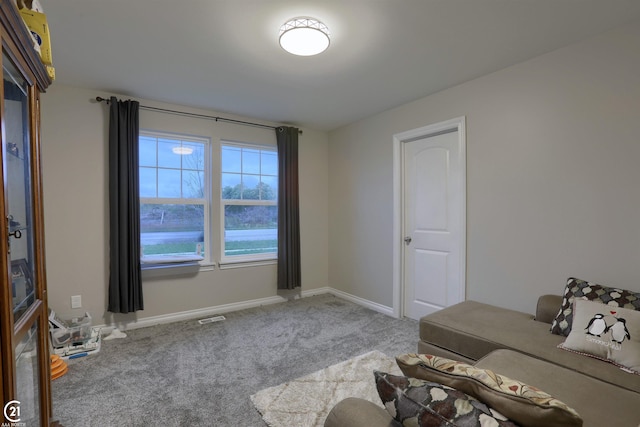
[392,116,467,318]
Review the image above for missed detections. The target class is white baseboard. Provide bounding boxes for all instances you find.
[327,288,396,317]
[96,286,393,331]
[98,287,331,331]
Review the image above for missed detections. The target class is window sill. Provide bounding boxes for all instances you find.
[139,257,275,276]
[141,261,204,278]
[141,261,201,270]
[140,254,213,277]
[218,259,277,270]
[141,254,204,264]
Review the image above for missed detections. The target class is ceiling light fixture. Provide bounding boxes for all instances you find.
[279,17,330,56]
[172,146,193,155]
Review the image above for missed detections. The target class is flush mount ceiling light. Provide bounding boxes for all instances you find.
[279,17,330,56]
[172,146,193,155]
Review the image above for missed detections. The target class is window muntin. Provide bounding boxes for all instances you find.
[139,132,210,262]
[221,143,278,262]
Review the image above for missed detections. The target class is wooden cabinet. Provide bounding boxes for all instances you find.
[0,0,52,425]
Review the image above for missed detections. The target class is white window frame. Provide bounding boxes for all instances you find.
[220,141,278,265]
[139,130,212,266]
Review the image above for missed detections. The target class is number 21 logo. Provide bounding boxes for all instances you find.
[3,400,21,422]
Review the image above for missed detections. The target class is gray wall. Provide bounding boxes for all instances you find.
[41,86,329,325]
[328,20,640,314]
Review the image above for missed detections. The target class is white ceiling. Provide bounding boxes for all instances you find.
[44,0,640,131]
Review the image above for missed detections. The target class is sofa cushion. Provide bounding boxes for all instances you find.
[550,277,640,336]
[395,354,581,427]
[419,300,640,393]
[374,371,517,427]
[476,350,640,427]
[559,299,640,374]
[419,300,542,360]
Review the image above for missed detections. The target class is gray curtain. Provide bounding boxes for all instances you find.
[276,126,301,289]
[108,96,144,313]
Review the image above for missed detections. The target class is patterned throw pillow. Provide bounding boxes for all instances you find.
[550,277,640,336]
[374,371,518,427]
[395,354,582,427]
[559,299,640,375]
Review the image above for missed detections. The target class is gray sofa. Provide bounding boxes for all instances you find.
[325,295,640,427]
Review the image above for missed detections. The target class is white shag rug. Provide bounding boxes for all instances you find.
[250,350,402,427]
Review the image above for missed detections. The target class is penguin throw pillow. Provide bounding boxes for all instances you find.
[559,298,640,375]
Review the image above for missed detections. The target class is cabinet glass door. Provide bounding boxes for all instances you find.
[14,322,41,425]
[2,44,49,424]
[3,52,35,325]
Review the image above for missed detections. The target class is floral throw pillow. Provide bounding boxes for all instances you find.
[374,371,519,427]
[550,277,640,336]
[395,354,582,427]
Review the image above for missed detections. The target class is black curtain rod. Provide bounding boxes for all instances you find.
[95,96,302,133]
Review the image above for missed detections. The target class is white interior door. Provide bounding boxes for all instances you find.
[403,128,465,320]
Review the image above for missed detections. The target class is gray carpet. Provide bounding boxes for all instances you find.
[51,294,418,426]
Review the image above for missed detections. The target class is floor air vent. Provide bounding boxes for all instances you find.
[198,315,226,325]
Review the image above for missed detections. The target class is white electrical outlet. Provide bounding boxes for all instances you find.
[71,295,82,309]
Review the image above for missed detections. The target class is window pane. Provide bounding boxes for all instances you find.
[222,173,242,199]
[139,136,157,167]
[139,167,157,197]
[139,132,209,262]
[182,143,204,170]
[158,138,181,168]
[157,169,181,198]
[242,174,260,200]
[222,146,241,173]
[141,203,205,256]
[221,143,278,260]
[261,151,278,175]
[260,176,278,200]
[224,205,277,256]
[182,170,204,198]
[242,149,260,174]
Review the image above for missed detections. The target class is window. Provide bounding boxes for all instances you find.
[221,143,277,262]
[139,131,210,263]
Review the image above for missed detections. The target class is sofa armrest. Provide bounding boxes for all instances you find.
[535,294,562,323]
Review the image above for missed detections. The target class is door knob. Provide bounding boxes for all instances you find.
[404,236,412,245]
